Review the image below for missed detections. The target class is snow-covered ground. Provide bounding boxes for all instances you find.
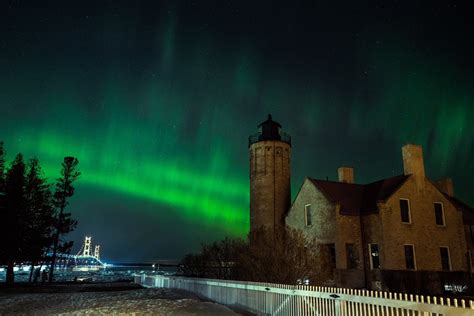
[0,284,240,315]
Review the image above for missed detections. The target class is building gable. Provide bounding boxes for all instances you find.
[286,178,336,242]
[305,175,409,216]
[428,179,474,225]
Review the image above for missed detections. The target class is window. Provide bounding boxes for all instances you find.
[326,243,336,268]
[305,204,312,226]
[369,244,380,269]
[346,243,358,269]
[404,245,416,270]
[434,202,445,226]
[440,247,451,271]
[400,199,411,223]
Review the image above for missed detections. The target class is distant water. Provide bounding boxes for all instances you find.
[0,265,177,283]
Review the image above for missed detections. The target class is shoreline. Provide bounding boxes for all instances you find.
[0,280,141,295]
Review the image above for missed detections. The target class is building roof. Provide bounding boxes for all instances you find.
[444,194,474,225]
[308,174,474,222]
[249,114,291,147]
[308,174,409,215]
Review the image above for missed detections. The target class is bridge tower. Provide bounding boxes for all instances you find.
[94,245,100,260]
[83,236,92,256]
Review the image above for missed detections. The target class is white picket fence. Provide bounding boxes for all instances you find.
[135,274,474,315]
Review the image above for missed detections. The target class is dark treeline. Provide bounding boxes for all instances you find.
[0,141,80,284]
[180,227,333,285]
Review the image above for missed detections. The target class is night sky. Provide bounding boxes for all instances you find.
[1,1,473,262]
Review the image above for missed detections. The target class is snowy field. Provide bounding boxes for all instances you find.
[0,283,241,315]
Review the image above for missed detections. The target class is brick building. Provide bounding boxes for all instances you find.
[249,116,474,292]
[285,144,474,291]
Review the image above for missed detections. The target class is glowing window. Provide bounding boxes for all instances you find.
[369,244,380,269]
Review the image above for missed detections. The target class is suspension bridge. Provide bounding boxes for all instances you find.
[55,236,106,271]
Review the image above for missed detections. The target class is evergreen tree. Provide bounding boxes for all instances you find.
[3,154,26,284]
[0,141,5,187]
[0,145,80,284]
[24,158,55,281]
[49,157,80,283]
[0,142,6,271]
[0,142,5,215]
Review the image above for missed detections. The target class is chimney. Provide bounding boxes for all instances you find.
[436,178,454,197]
[338,167,354,183]
[402,144,425,190]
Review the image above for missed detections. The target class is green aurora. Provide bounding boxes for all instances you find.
[1,1,473,261]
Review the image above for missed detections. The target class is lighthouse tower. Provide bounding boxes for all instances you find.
[249,114,291,233]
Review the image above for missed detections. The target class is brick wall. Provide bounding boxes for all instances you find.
[285,172,470,290]
[464,225,474,272]
[286,178,336,243]
[286,179,365,287]
[380,176,468,272]
[250,140,291,232]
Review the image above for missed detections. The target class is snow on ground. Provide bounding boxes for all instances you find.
[0,284,240,315]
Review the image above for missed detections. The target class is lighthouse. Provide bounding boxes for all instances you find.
[248,114,291,233]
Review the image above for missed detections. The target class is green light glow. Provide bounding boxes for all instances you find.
[1,4,473,261]
[14,131,249,235]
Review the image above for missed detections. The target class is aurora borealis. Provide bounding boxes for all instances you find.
[1,1,473,262]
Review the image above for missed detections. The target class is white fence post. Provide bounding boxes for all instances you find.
[134,275,472,315]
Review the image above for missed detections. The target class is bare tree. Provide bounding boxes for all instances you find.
[180,237,245,279]
[238,227,332,284]
[180,227,333,285]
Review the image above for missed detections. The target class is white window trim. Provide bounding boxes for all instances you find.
[400,198,412,224]
[304,204,312,227]
[404,244,417,270]
[440,246,452,271]
[434,202,446,227]
[369,243,380,270]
